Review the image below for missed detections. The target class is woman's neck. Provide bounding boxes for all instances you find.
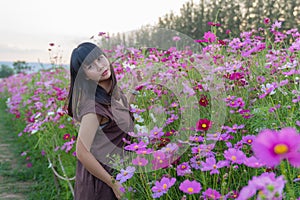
[98,78,112,93]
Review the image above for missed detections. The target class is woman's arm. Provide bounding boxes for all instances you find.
[76,113,123,199]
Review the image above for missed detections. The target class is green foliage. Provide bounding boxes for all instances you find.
[13,61,32,74]
[0,64,14,78]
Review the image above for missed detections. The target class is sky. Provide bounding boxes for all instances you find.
[0,0,190,64]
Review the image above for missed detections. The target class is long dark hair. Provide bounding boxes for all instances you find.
[65,42,120,120]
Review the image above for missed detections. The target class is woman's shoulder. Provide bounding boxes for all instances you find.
[78,99,110,120]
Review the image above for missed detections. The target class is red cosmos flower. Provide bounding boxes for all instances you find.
[63,133,70,140]
[158,138,171,148]
[207,22,221,27]
[229,72,244,80]
[196,118,212,131]
[218,40,226,45]
[263,18,270,25]
[199,95,209,107]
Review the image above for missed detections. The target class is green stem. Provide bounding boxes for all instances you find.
[280,161,295,199]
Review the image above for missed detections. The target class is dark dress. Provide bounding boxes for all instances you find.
[74,93,134,200]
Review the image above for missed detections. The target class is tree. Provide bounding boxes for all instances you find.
[13,61,31,74]
[0,64,14,78]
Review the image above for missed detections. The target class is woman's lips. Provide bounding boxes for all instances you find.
[102,69,108,76]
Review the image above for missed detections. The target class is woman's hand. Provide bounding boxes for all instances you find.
[111,181,124,200]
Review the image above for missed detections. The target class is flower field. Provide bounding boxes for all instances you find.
[0,19,300,199]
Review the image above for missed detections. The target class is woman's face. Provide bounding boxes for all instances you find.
[83,54,111,83]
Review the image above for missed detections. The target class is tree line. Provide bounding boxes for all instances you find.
[99,0,300,49]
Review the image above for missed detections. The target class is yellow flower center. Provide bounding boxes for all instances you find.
[274,144,289,154]
[213,164,217,169]
[154,132,158,135]
[247,139,252,143]
[163,184,167,189]
[213,134,218,138]
[159,160,163,163]
[181,165,186,169]
[134,145,139,149]
[187,187,194,193]
[138,162,142,166]
[231,156,237,161]
[123,172,128,176]
[202,124,207,128]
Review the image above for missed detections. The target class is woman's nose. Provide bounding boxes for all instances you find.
[97,64,103,72]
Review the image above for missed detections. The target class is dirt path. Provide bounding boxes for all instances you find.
[0,111,32,199]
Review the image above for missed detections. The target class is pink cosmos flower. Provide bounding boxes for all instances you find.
[177,162,192,176]
[132,156,148,166]
[237,172,285,200]
[224,148,247,164]
[243,156,265,168]
[189,135,204,143]
[152,151,170,170]
[239,109,253,119]
[271,20,282,32]
[124,141,147,151]
[173,36,181,41]
[149,126,164,139]
[190,156,202,170]
[152,176,176,198]
[202,188,222,199]
[179,180,202,194]
[201,157,229,174]
[203,31,217,43]
[252,127,300,167]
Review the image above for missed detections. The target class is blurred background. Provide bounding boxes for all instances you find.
[0,0,299,74]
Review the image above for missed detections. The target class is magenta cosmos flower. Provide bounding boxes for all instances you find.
[196,118,212,131]
[179,180,202,194]
[252,127,300,167]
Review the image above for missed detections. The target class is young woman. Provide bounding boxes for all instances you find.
[66,42,140,200]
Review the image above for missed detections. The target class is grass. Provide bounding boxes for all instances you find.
[0,97,61,200]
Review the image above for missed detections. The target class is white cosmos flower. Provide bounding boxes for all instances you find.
[47,111,55,116]
[133,113,144,123]
[122,61,136,69]
[134,124,148,135]
[261,83,276,95]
